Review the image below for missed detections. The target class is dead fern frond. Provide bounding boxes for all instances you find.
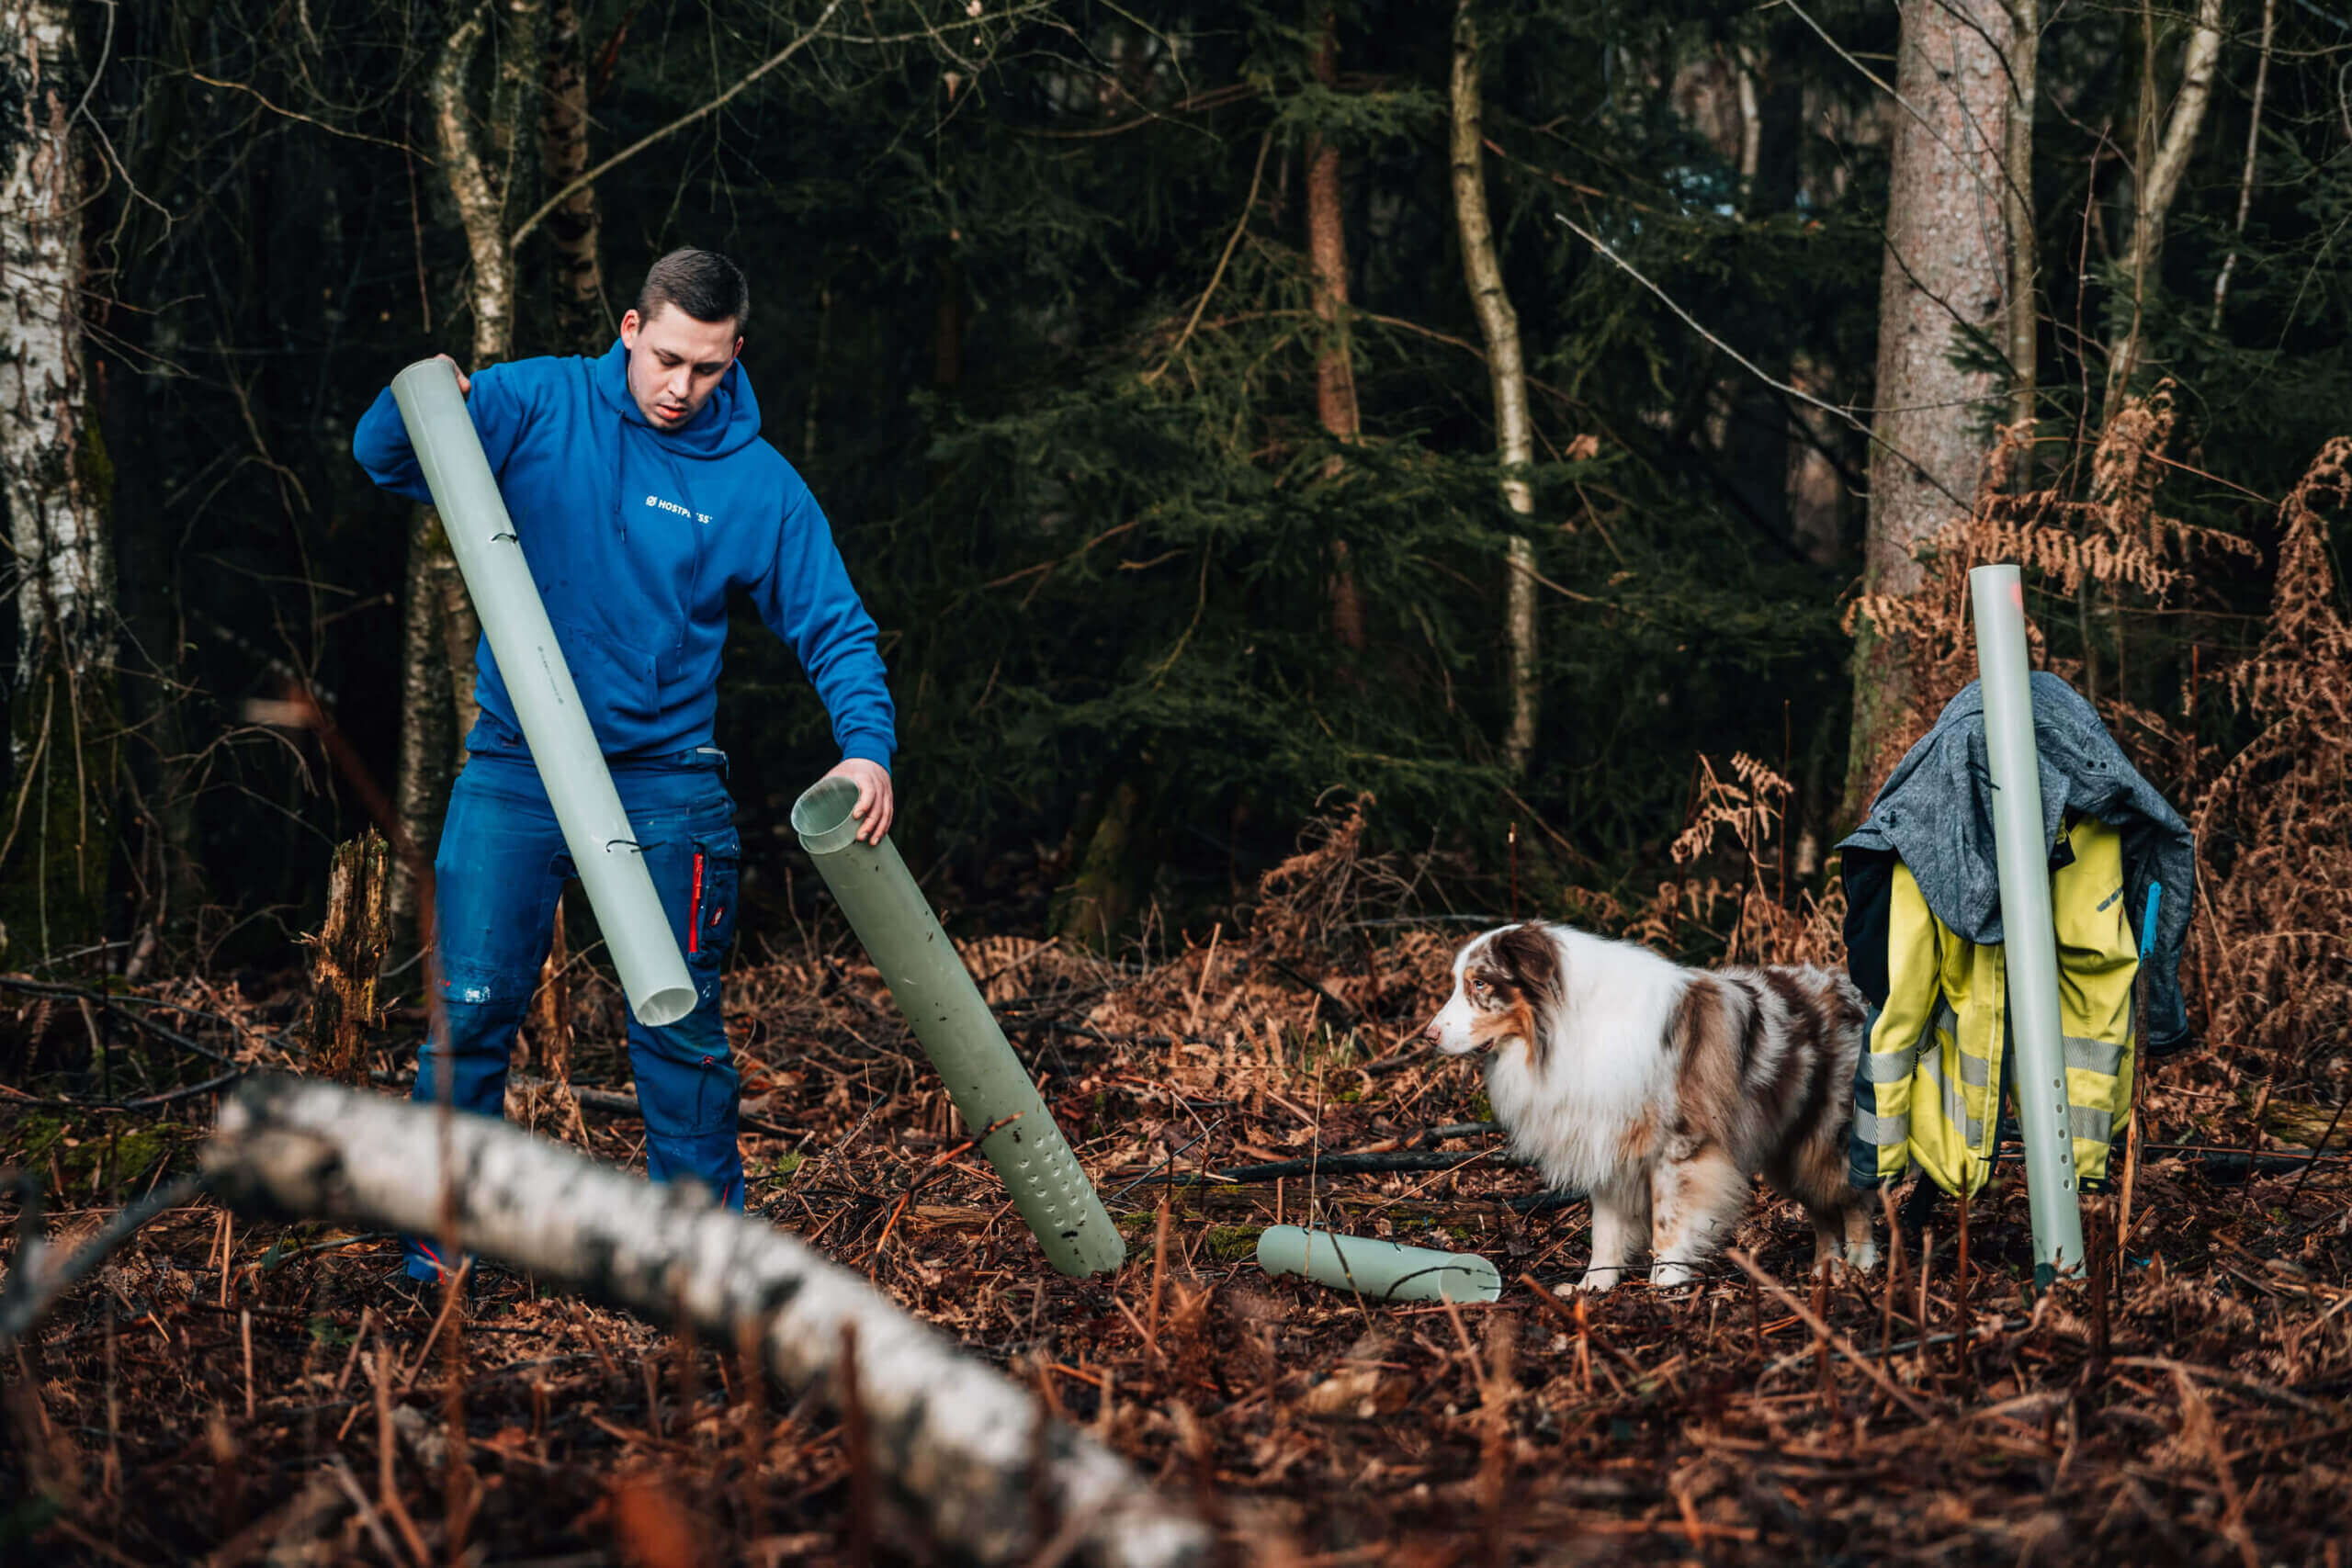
[2190,437,2352,1071]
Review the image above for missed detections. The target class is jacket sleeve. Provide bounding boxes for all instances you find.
[752,477,898,769]
[1849,860,1941,1189]
[351,363,531,504]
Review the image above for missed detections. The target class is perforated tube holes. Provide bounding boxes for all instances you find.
[791,776,1125,1278]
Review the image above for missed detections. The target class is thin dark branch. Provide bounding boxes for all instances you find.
[0,1173,212,1347]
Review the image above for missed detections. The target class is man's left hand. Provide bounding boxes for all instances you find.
[825,758,894,845]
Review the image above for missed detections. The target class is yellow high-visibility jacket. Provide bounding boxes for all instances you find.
[1849,816,2139,1198]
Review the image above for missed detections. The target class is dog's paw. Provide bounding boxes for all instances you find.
[1561,1269,1623,1295]
[1846,1239,1882,1272]
[1649,1260,1698,1290]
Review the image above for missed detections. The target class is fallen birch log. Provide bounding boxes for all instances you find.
[202,1076,1207,1568]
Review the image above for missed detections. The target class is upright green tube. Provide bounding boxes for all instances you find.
[1969,564,2086,1284]
[390,358,695,1028]
[792,776,1124,1277]
[1256,1225,1501,1304]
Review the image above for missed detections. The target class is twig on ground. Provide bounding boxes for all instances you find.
[0,1173,210,1348]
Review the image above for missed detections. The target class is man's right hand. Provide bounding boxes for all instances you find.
[435,352,472,396]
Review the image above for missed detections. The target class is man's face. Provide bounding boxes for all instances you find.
[620,303,742,429]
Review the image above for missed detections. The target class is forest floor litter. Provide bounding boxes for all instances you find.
[4,808,2346,1566]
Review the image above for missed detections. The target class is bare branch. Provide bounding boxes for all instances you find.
[1553,212,1973,513]
[507,0,849,254]
[0,1174,210,1348]
[2212,0,2278,329]
[185,68,431,159]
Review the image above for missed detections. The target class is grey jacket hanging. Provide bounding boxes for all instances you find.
[1838,673,2196,1055]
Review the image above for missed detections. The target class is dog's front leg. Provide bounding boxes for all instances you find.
[1569,1179,1650,1293]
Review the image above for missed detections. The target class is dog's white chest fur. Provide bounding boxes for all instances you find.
[1477,931,1686,1194]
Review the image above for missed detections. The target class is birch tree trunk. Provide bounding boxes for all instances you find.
[0,0,117,963]
[1306,5,1365,655]
[1841,0,2017,822]
[203,1077,1208,1568]
[1448,2,1538,776]
[2103,0,2223,416]
[538,0,605,350]
[392,0,538,934]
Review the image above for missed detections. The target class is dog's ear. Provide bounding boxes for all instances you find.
[1488,922,1562,1062]
[1489,922,1559,998]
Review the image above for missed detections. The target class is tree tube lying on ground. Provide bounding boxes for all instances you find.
[1256,1224,1502,1304]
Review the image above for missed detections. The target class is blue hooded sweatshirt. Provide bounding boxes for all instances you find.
[352,339,895,767]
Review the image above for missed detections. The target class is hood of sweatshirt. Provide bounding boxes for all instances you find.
[589,335,765,460]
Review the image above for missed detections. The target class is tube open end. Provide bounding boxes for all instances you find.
[790,774,868,856]
[390,355,462,402]
[632,985,697,1029]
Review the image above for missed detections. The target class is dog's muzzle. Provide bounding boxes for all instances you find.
[1423,1018,1478,1056]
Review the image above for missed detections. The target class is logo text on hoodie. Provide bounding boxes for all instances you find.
[646,493,714,525]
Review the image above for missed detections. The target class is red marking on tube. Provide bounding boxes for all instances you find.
[688,852,706,954]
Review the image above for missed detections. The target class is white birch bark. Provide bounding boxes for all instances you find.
[203,1077,1208,1568]
[1448,1,1539,776]
[434,1,519,370]
[394,0,528,929]
[1,0,109,682]
[2104,0,2224,413]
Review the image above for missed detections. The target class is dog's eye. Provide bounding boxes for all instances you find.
[1469,977,1488,997]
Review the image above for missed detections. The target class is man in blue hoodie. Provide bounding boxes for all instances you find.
[354,249,894,1282]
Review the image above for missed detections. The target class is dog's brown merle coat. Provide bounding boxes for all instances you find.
[1428,921,1876,1291]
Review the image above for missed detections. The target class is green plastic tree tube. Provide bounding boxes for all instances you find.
[1969,563,2086,1285]
[1255,1224,1502,1304]
[791,776,1124,1277]
[390,358,695,1028]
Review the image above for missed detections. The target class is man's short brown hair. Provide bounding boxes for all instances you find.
[637,248,751,332]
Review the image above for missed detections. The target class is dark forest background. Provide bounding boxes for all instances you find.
[4,0,2348,977]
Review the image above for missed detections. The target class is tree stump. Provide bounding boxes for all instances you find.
[306,830,391,1084]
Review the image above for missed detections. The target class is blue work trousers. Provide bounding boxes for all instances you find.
[405,746,744,1281]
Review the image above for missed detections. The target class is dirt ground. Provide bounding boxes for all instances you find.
[4,893,2347,1568]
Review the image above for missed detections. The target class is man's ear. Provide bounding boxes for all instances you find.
[619,308,641,345]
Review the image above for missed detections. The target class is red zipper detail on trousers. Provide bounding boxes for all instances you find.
[688,851,706,954]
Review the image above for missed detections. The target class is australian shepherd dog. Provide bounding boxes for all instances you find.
[1424,922,1878,1292]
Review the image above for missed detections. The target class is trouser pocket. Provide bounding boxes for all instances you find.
[686,828,741,971]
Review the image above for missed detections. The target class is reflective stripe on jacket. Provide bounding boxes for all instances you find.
[1849,816,2138,1197]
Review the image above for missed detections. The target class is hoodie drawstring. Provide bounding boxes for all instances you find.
[614,406,628,541]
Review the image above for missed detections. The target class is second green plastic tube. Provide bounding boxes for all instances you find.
[792,775,1125,1278]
